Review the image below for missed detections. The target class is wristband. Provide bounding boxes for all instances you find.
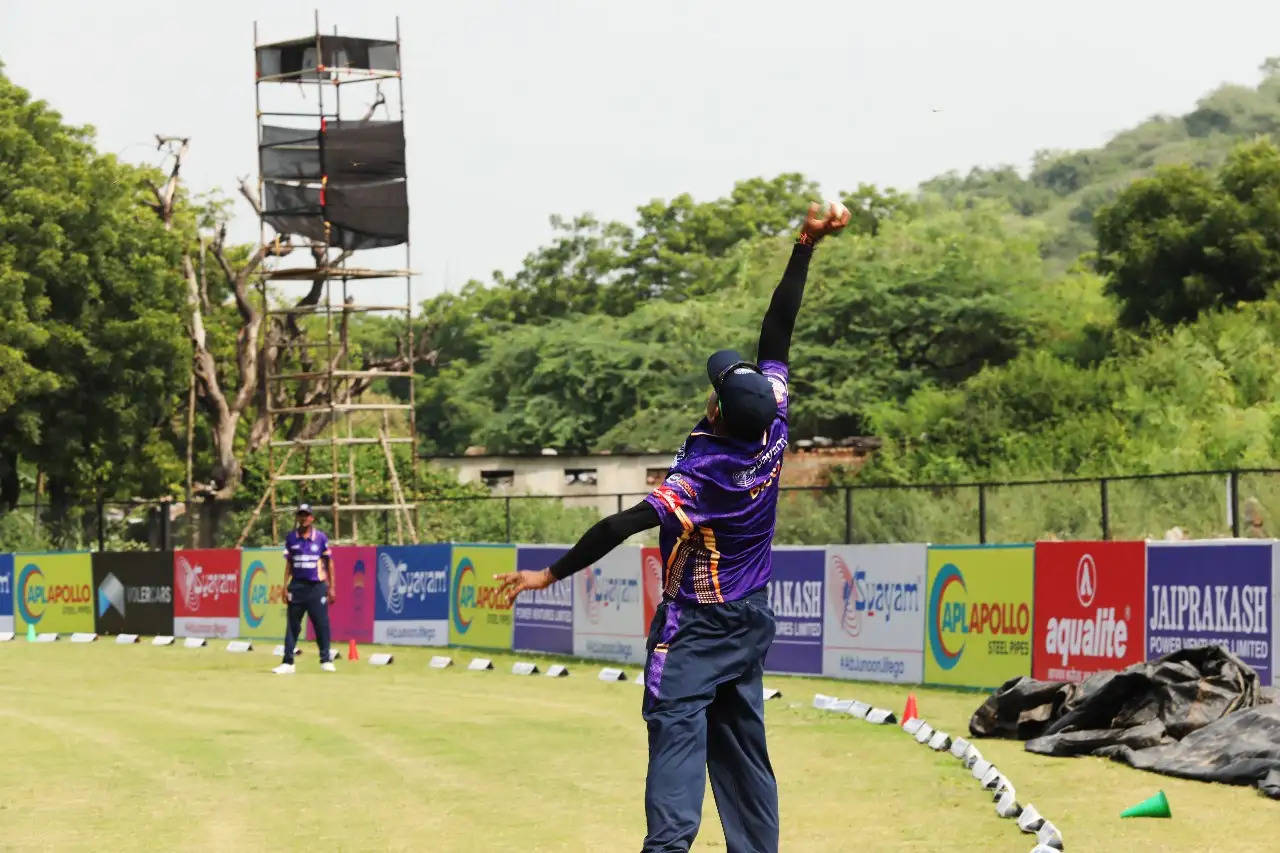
[796,232,816,247]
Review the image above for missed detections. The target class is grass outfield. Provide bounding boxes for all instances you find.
[1,642,1276,851]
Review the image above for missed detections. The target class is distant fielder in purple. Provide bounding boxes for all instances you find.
[498,202,850,852]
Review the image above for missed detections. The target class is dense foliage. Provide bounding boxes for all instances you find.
[7,59,1280,549]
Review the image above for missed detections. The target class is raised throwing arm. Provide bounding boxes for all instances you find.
[756,202,850,365]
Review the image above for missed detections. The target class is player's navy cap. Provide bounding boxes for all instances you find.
[707,349,777,441]
[296,503,313,515]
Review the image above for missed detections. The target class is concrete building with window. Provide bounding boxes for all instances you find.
[427,439,879,516]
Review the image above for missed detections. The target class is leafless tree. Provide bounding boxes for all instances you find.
[146,136,430,500]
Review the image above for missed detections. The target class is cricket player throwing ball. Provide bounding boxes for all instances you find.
[497,201,850,853]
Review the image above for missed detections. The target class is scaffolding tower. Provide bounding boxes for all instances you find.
[249,15,417,544]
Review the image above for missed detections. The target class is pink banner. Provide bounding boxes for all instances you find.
[307,545,375,644]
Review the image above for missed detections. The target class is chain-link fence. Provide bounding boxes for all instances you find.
[2,468,1276,551]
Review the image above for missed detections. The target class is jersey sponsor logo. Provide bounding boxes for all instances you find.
[666,473,697,500]
[733,435,788,487]
[766,374,787,404]
[651,485,683,512]
[176,556,237,614]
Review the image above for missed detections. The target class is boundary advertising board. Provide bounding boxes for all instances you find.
[512,546,573,655]
[449,544,515,649]
[764,547,824,675]
[925,545,1034,688]
[312,545,376,644]
[374,544,450,646]
[14,552,93,634]
[174,549,240,638]
[239,548,286,640]
[1033,541,1145,682]
[1147,541,1272,685]
[0,553,11,634]
[92,551,174,636]
[573,545,645,664]
[822,544,925,683]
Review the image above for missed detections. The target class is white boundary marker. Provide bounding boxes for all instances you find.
[598,667,627,681]
[226,640,253,653]
[368,653,394,666]
[511,661,539,676]
[545,664,569,677]
[429,655,453,669]
[467,658,494,671]
[183,637,207,648]
[152,635,175,646]
[115,634,139,644]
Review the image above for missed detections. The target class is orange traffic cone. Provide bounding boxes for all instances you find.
[347,637,359,661]
[902,693,919,728]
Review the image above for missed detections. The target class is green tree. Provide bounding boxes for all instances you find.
[1095,138,1280,327]
[0,67,188,512]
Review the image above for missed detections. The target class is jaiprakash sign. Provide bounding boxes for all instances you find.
[1147,542,1272,685]
[764,547,824,675]
[821,544,925,683]
[1033,541,1145,682]
[512,546,573,655]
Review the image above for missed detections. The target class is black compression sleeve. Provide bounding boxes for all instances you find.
[547,501,660,580]
[756,242,815,365]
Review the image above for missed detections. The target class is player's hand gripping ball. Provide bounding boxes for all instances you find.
[800,200,851,243]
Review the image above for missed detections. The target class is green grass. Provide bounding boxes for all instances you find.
[1,642,1276,851]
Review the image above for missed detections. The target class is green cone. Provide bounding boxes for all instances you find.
[26,622,36,642]
[1121,790,1171,818]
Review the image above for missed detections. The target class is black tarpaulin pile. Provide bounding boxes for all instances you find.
[968,646,1280,798]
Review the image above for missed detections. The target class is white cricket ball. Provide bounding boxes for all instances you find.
[827,200,850,219]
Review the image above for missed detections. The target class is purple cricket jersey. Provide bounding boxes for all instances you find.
[283,528,331,582]
[644,359,790,606]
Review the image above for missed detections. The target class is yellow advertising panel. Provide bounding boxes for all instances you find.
[239,548,287,640]
[449,544,515,649]
[14,552,94,634]
[925,545,1033,688]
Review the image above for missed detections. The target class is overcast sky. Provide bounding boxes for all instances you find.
[4,1,1280,304]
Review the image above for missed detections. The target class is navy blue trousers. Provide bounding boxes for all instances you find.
[641,590,778,853]
[283,579,331,664]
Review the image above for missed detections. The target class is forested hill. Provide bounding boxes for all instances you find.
[416,62,1280,483]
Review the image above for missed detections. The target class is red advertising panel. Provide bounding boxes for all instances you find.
[1033,541,1146,682]
[308,545,375,644]
[173,549,241,638]
[641,547,663,634]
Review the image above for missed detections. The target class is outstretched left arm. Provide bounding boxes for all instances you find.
[496,501,659,599]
